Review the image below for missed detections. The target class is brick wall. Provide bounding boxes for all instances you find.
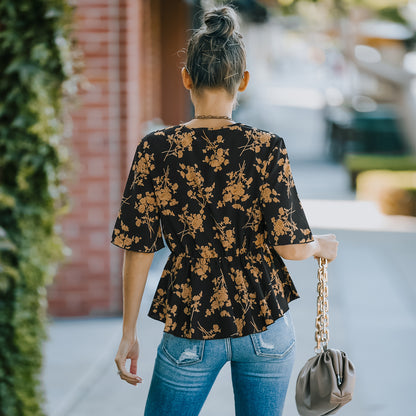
[47,0,191,317]
[160,0,192,125]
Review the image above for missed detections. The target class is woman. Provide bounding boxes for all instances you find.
[112,6,338,416]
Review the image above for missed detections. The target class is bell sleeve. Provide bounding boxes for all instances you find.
[260,137,313,246]
[111,139,165,252]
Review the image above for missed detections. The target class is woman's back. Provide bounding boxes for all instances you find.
[112,122,313,339]
[113,6,338,415]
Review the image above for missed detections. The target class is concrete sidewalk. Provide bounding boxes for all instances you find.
[42,228,416,416]
[42,103,416,416]
[42,204,416,416]
[42,109,416,416]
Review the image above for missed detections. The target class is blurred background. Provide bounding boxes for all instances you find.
[41,0,416,415]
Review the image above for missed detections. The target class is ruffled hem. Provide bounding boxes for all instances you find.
[148,303,293,340]
[147,247,300,340]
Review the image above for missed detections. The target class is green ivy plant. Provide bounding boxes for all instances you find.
[0,1,78,415]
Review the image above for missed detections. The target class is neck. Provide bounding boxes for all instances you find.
[191,88,235,120]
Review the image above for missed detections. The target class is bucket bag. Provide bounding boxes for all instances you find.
[295,258,356,416]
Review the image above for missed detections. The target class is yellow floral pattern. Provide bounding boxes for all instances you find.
[111,123,313,339]
[201,131,230,172]
[218,161,253,211]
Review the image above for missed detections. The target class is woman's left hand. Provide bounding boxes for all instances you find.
[114,336,142,386]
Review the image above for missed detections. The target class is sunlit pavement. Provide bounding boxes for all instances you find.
[41,151,416,416]
[42,223,416,416]
[42,21,416,416]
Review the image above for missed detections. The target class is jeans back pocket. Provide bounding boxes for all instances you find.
[162,332,205,366]
[250,311,295,358]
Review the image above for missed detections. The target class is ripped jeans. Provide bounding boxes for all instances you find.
[144,311,295,416]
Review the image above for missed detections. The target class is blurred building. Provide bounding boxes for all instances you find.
[47,0,192,316]
[47,0,270,317]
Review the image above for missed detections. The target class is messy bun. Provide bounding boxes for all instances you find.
[185,6,246,96]
[203,7,239,38]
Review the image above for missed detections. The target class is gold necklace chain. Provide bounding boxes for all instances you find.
[194,115,232,120]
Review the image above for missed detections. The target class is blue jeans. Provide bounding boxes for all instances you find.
[144,311,295,416]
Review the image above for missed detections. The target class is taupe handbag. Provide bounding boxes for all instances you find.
[295,258,356,416]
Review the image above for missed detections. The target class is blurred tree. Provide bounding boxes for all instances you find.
[258,0,411,21]
[212,0,412,23]
[231,0,269,22]
[0,1,78,415]
[196,0,269,22]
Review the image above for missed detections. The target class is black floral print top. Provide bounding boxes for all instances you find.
[111,123,313,339]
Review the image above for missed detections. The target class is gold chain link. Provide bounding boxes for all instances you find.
[315,258,329,353]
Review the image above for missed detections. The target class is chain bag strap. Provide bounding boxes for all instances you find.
[295,258,356,416]
[315,258,329,353]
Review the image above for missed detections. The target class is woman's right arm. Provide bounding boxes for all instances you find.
[274,234,339,262]
[114,250,154,386]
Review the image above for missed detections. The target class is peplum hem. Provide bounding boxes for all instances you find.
[111,124,314,340]
[147,247,299,340]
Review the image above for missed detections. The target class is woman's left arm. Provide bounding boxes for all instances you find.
[114,250,154,386]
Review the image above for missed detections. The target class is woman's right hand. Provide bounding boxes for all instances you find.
[313,234,339,263]
[114,335,142,386]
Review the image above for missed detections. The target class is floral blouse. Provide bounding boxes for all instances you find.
[111,123,313,339]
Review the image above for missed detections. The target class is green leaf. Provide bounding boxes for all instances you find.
[0,1,77,414]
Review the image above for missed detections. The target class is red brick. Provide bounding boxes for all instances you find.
[48,0,190,318]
